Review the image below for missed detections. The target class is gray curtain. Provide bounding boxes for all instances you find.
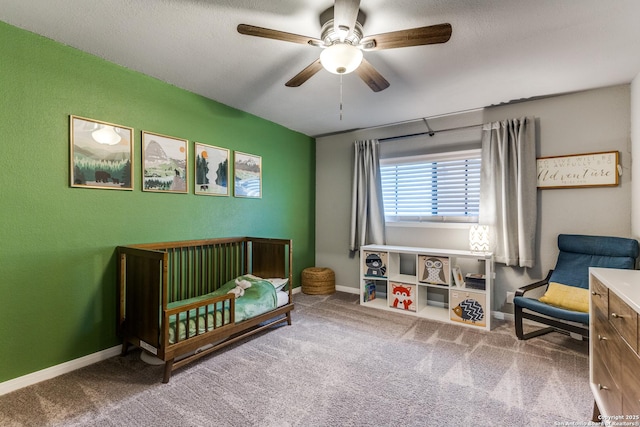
[349,139,386,251]
[479,117,537,267]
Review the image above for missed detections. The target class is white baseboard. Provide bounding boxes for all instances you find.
[492,311,514,321]
[336,284,359,294]
[0,345,121,396]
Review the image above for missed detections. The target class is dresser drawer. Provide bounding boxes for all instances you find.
[593,317,621,387]
[621,344,640,415]
[592,352,623,416]
[591,277,608,321]
[609,291,638,353]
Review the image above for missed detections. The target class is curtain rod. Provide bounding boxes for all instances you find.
[362,107,484,132]
[379,122,483,143]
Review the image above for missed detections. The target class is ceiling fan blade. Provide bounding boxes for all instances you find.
[237,24,322,46]
[333,0,361,39]
[356,58,390,92]
[285,59,324,87]
[361,23,452,51]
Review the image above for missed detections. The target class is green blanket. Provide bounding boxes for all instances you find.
[166,275,278,343]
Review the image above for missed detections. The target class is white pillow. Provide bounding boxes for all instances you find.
[244,274,288,292]
[266,278,289,292]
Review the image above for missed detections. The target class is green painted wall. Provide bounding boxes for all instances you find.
[0,21,315,383]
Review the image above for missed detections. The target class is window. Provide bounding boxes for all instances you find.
[380,149,481,223]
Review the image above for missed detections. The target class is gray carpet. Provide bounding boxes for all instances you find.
[0,292,593,426]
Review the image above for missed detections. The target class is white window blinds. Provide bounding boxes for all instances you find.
[380,149,481,222]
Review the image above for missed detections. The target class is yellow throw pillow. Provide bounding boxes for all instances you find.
[538,282,589,313]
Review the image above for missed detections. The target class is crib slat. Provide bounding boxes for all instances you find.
[198,246,201,295]
[164,293,235,343]
[185,247,189,299]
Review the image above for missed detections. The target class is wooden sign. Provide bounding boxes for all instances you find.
[536,151,619,189]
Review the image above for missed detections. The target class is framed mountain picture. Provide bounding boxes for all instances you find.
[142,131,188,193]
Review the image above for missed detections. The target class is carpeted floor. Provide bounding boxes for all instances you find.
[0,292,593,426]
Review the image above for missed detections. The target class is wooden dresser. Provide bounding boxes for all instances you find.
[589,267,640,421]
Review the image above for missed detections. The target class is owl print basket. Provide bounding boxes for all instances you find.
[417,255,450,285]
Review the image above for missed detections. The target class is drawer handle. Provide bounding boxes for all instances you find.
[598,334,608,341]
[598,384,609,391]
[611,312,625,319]
[591,291,599,296]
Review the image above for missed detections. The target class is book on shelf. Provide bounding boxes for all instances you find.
[363,281,376,302]
[464,273,486,290]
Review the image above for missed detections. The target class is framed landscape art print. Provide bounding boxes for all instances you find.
[234,151,262,198]
[194,142,229,196]
[70,115,134,190]
[142,131,188,193]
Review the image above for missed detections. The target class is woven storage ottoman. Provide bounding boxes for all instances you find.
[301,267,335,295]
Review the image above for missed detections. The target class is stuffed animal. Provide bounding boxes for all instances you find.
[227,278,252,298]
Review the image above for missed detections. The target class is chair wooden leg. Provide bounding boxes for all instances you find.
[121,341,129,356]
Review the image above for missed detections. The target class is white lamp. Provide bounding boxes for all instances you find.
[469,225,490,253]
[92,125,122,145]
[320,43,363,75]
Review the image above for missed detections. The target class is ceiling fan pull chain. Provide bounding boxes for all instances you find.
[339,75,343,120]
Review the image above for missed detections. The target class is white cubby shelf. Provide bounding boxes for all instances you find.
[360,244,494,331]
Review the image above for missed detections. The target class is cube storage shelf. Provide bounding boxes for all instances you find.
[360,244,494,331]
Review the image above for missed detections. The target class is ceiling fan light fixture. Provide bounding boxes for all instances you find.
[320,43,363,74]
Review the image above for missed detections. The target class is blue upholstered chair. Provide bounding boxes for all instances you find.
[514,234,638,340]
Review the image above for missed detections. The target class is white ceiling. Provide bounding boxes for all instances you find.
[2,0,640,137]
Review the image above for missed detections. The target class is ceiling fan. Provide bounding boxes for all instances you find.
[237,0,452,92]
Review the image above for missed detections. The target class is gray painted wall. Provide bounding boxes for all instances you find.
[316,84,632,315]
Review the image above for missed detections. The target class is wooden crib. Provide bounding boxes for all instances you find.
[118,237,293,383]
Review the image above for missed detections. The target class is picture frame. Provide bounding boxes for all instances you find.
[234,151,262,198]
[194,143,230,196]
[536,151,619,189]
[452,266,464,287]
[69,115,134,190]
[142,131,188,193]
